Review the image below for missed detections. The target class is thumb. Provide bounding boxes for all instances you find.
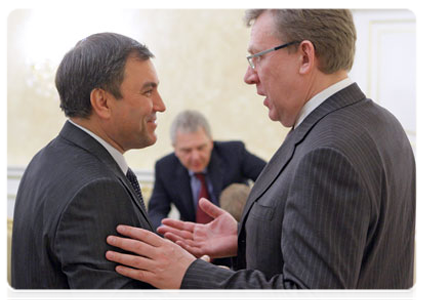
[198,198,226,219]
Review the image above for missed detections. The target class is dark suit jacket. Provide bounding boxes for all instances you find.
[181,83,416,289]
[148,141,266,230]
[11,121,154,289]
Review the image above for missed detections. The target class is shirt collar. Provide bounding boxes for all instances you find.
[68,120,129,174]
[188,167,208,177]
[294,77,354,129]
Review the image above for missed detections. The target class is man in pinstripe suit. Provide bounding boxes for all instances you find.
[12,33,166,288]
[106,9,415,289]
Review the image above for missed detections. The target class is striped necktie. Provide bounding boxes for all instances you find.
[126,168,147,212]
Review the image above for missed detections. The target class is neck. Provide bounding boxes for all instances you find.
[70,117,125,154]
[308,70,349,100]
[280,70,349,128]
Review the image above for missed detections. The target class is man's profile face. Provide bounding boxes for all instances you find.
[107,56,166,152]
[244,10,304,127]
[174,127,214,173]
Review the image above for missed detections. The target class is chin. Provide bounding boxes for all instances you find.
[268,111,280,122]
[190,166,205,173]
[146,136,157,146]
[138,135,157,149]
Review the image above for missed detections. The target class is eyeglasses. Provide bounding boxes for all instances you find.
[246,41,300,70]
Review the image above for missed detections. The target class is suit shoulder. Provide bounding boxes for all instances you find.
[213,140,245,151]
[155,152,180,169]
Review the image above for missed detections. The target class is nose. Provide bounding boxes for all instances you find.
[153,92,166,113]
[191,149,201,161]
[243,65,259,85]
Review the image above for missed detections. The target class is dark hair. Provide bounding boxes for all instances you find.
[55,32,154,118]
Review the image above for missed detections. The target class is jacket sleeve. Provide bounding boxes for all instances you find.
[54,178,154,289]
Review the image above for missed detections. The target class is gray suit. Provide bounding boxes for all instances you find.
[11,121,154,289]
[181,83,415,289]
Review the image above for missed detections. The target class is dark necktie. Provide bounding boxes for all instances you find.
[194,173,214,224]
[126,168,147,212]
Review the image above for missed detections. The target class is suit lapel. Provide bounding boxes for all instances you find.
[239,131,297,226]
[59,121,153,230]
[239,83,366,229]
[117,175,154,230]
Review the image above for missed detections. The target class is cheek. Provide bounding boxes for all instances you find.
[202,150,212,163]
[180,154,191,165]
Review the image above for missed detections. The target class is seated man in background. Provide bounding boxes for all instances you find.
[148,109,266,230]
[219,183,251,222]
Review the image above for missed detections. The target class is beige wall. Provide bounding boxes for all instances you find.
[7,9,288,170]
[6,8,417,287]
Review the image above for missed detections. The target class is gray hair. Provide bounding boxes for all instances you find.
[244,9,356,74]
[55,32,154,118]
[170,110,212,145]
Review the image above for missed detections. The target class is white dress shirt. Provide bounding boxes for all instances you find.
[294,77,354,129]
[68,120,129,175]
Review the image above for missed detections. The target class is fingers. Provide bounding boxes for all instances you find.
[163,232,202,250]
[114,265,151,283]
[105,250,154,271]
[198,198,226,219]
[160,218,196,232]
[107,235,156,258]
[163,232,202,256]
[157,225,194,240]
[116,225,162,248]
[162,231,186,243]
[174,240,204,258]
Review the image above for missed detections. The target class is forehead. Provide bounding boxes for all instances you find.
[175,128,211,148]
[123,57,159,83]
[248,11,282,53]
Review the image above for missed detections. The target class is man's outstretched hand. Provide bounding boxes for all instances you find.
[157,198,238,258]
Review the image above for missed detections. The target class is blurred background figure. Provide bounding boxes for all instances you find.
[148,109,266,230]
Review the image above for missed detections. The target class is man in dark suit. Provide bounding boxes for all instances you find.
[148,110,266,231]
[11,32,166,288]
[105,10,415,289]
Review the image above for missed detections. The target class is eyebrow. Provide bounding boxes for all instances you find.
[142,81,159,90]
[247,44,259,54]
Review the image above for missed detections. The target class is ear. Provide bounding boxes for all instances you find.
[298,40,316,75]
[90,88,112,119]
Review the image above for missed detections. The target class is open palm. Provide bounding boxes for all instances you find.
[157,198,238,258]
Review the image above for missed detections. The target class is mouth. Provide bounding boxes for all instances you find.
[146,115,157,124]
[258,91,268,105]
[256,86,265,97]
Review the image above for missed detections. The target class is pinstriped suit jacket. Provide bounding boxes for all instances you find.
[181,83,416,289]
[12,122,155,288]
